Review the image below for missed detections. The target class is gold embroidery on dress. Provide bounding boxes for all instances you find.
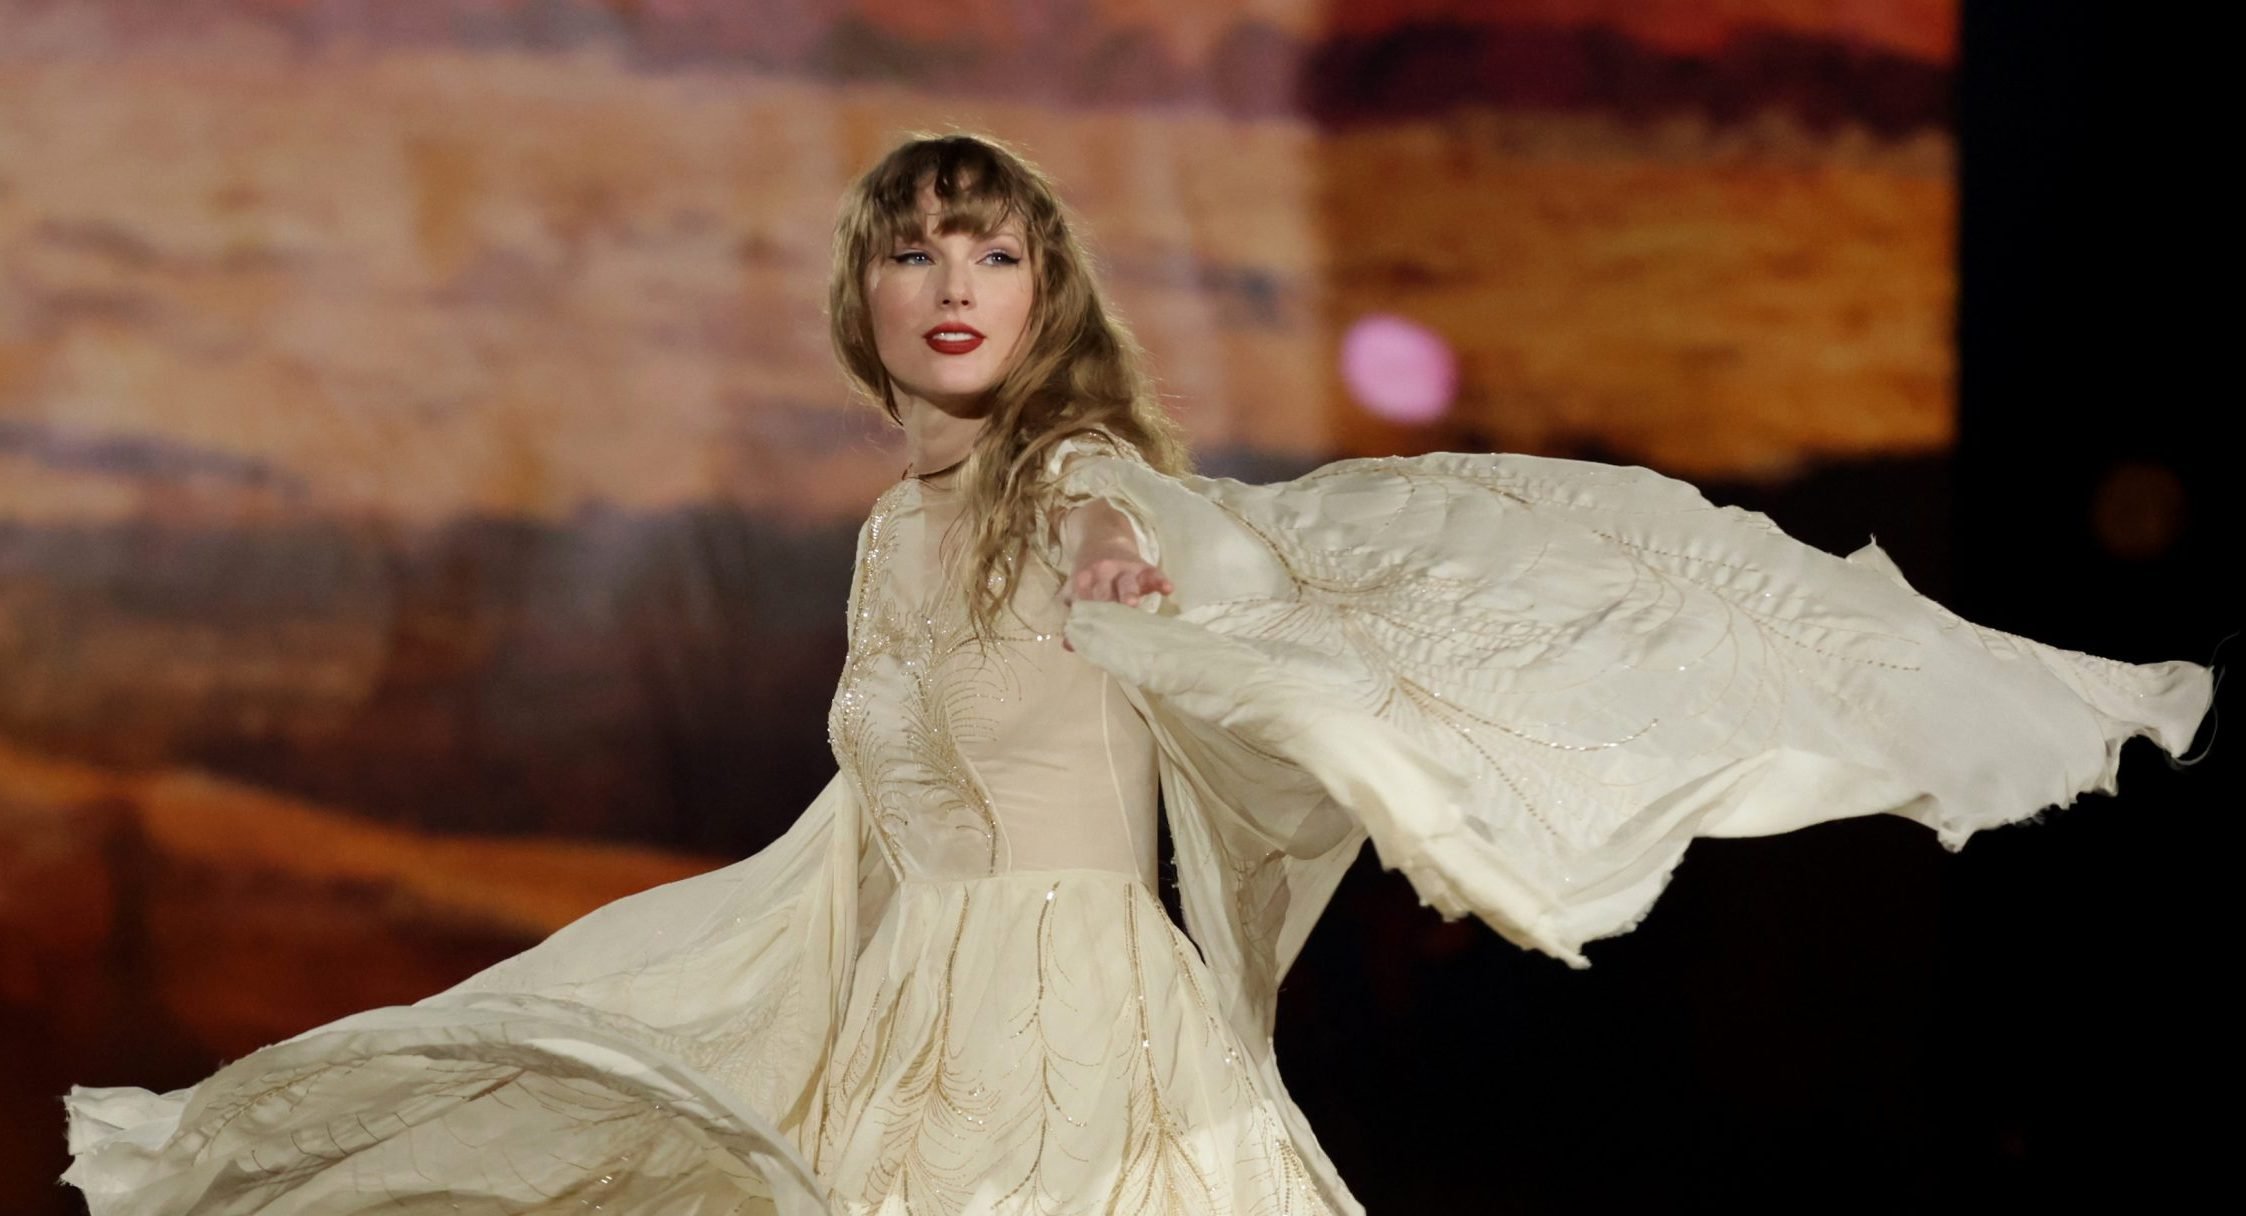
[985,878,1096,1213]
[829,482,1009,876]
[1103,890,1221,1216]
[844,888,991,1204]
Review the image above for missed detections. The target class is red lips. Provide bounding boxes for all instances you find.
[923,322,986,355]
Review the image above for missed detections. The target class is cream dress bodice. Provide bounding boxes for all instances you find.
[826,472,1162,888]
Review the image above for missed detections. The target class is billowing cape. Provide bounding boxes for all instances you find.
[62,441,2213,1214]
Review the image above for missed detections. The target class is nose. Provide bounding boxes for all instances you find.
[939,263,972,308]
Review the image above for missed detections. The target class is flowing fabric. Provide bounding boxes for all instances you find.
[61,430,2213,1214]
[1040,433,2211,967]
[62,774,857,1214]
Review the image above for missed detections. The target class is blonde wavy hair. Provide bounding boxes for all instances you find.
[827,131,1192,641]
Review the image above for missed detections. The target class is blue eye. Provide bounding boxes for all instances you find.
[890,249,1020,266]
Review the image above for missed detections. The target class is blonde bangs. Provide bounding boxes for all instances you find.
[846,137,1048,276]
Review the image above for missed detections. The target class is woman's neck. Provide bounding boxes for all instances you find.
[900,397,988,479]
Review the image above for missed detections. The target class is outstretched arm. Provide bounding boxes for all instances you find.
[1053,498,1172,650]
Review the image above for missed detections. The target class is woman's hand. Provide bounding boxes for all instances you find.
[1059,554,1172,652]
[1055,499,1172,652]
[1063,553,1173,609]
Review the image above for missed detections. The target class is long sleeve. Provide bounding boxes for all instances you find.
[1042,447,2214,968]
[1035,428,1164,576]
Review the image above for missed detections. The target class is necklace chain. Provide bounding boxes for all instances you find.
[906,451,970,481]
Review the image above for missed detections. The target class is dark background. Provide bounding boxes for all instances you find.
[1270,4,2234,1211]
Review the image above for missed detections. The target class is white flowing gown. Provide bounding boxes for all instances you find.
[63,429,2214,1214]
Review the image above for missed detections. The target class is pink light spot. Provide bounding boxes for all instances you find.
[1340,314,1457,424]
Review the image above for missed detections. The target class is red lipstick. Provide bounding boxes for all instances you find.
[923,322,986,355]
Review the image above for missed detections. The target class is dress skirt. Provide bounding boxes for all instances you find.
[815,868,1339,1216]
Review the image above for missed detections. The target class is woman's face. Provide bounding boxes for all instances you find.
[865,188,1035,419]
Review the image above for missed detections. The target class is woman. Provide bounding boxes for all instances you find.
[64,132,2213,1215]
